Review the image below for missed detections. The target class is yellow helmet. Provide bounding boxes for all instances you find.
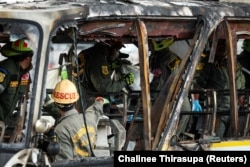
[51,79,79,104]
[152,38,174,51]
[1,39,33,57]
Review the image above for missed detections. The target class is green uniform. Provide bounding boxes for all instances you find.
[238,50,250,133]
[0,58,30,125]
[55,100,103,161]
[150,47,181,91]
[83,43,127,93]
[193,56,245,138]
[238,50,250,89]
[150,47,191,137]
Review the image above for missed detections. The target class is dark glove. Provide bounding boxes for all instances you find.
[118,59,132,65]
[192,100,202,112]
[111,62,121,69]
[123,72,134,85]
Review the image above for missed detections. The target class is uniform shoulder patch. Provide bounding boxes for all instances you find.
[101,65,109,75]
[168,57,181,71]
[0,68,8,83]
[0,72,6,82]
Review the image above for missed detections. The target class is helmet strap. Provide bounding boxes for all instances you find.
[55,103,74,111]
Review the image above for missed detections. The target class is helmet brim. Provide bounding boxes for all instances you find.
[1,42,33,57]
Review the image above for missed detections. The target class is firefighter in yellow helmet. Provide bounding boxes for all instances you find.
[149,38,191,140]
[149,38,180,90]
[0,39,33,126]
[51,79,109,161]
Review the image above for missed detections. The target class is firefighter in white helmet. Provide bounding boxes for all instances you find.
[51,79,109,160]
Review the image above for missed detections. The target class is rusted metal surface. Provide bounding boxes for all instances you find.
[1,1,249,42]
[0,0,250,165]
[76,19,197,40]
[225,19,239,136]
[136,19,152,150]
[153,20,205,150]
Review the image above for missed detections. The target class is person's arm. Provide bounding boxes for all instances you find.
[84,97,109,124]
[192,94,200,100]
[190,57,212,112]
[191,94,202,112]
[55,131,75,160]
[236,62,246,107]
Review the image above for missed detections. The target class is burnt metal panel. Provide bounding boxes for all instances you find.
[77,19,197,39]
[144,19,197,38]
[0,0,250,161]
[78,21,137,37]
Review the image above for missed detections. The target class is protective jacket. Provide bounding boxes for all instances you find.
[0,58,30,125]
[193,56,245,138]
[82,43,127,93]
[55,100,103,160]
[238,50,250,89]
[150,47,181,91]
[149,47,191,137]
[193,57,245,111]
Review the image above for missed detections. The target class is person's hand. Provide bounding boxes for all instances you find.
[95,97,110,104]
[238,96,244,106]
[151,68,162,78]
[123,72,134,85]
[192,100,202,112]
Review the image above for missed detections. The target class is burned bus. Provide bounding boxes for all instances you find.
[0,0,250,166]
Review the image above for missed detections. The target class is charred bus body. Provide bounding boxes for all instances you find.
[0,0,250,166]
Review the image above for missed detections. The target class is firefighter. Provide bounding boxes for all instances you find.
[149,38,191,139]
[43,70,68,120]
[51,79,108,160]
[74,40,134,93]
[238,39,250,89]
[192,39,245,138]
[0,39,33,126]
[237,39,250,135]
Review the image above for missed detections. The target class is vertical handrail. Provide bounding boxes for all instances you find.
[243,94,250,136]
[211,90,217,136]
[0,121,5,142]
